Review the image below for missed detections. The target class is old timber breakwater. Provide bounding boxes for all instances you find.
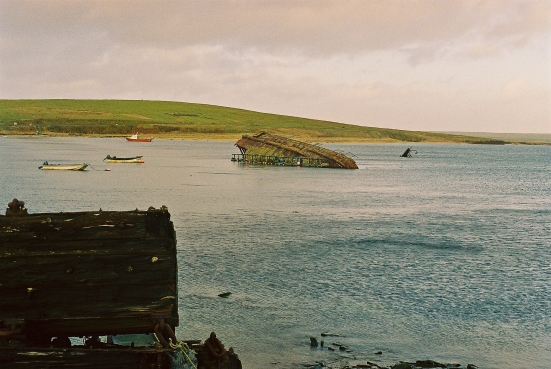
[233,132,358,169]
[0,199,241,369]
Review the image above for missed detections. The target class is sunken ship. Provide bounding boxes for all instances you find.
[0,199,198,368]
[234,132,358,169]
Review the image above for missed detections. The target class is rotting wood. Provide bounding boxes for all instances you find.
[0,202,219,369]
[0,346,172,369]
[0,207,178,337]
[235,131,358,169]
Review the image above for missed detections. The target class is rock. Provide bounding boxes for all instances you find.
[310,336,318,347]
[391,363,413,369]
[466,365,478,369]
[374,351,382,355]
[300,361,325,369]
[218,292,231,298]
[328,346,335,351]
[414,360,446,368]
[307,363,325,369]
[366,361,386,369]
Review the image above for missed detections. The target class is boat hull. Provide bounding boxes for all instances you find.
[126,132,152,142]
[39,164,89,170]
[234,132,358,169]
[105,158,145,163]
[126,137,152,142]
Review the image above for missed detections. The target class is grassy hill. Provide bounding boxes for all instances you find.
[0,99,529,144]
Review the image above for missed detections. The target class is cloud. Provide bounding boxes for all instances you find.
[0,0,549,133]
[2,0,548,58]
[502,78,531,100]
[464,42,501,59]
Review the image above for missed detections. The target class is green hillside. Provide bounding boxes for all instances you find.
[0,99,514,144]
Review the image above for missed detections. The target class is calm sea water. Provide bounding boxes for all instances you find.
[1,137,549,369]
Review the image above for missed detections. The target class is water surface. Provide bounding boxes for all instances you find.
[1,137,549,368]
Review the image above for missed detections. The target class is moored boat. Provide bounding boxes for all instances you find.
[38,162,89,170]
[126,133,152,142]
[104,155,145,163]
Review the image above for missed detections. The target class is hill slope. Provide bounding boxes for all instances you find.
[0,99,516,144]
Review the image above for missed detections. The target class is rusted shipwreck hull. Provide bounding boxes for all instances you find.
[0,203,188,368]
[235,132,358,169]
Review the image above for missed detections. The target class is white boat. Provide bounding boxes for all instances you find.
[39,162,89,171]
[104,155,144,163]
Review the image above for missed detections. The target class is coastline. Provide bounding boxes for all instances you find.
[2,132,550,145]
[2,99,549,145]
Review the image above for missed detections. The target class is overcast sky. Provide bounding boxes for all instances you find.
[1,0,549,133]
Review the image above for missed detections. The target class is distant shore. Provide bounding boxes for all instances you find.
[2,132,550,145]
[2,99,550,145]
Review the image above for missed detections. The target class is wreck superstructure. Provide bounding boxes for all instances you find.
[234,132,358,169]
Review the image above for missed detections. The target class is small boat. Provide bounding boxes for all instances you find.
[104,155,144,163]
[126,132,152,142]
[39,162,89,170]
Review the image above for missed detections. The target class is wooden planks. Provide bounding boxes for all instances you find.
[0,209,179,336]
[235,132,358,169]
[0,346,170,369]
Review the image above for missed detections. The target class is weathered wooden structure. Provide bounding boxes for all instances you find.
[234,132,358,169]
[0,201,189,368]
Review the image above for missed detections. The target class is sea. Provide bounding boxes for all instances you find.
[1,136,549,369]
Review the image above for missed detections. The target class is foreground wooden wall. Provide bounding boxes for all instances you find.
[0,209,178,337]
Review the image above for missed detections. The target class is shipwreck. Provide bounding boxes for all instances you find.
[233,132,358,169]
[0,199,237,369]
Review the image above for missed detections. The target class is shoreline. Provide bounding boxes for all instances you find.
[299,357,479,369]
[1,132,550,145]
[2,100,550,146]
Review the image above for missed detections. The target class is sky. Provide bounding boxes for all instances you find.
[1,0,550,133]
